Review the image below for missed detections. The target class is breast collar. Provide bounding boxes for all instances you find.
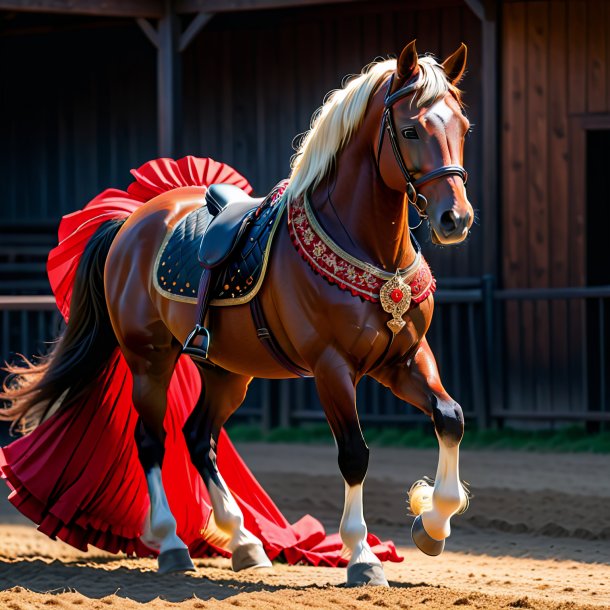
[288,193,436,334]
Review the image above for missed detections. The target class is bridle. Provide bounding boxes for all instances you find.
[376,73,468,220]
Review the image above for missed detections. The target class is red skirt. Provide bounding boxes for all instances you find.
[0,157,402,567]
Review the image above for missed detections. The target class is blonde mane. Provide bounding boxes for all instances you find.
[285,56,461,201]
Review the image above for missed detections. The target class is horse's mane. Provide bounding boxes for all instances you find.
[285,56,462,201]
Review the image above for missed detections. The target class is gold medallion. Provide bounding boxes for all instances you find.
[379,273,412,334]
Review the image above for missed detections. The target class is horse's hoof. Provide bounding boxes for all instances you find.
[347,562,389,587]
[158,548,196,574]
[411,515,445,556]
[231,542,272,571]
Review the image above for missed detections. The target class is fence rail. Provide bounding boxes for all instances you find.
[1,281,609,429]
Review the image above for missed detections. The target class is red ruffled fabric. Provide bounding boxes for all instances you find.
[0,156,402,567]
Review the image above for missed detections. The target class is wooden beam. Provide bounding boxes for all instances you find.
[178,11,212,52]
[464,0,484,21]
[0,0,163,18]
[136,17,159,47]
[175,0,369,14]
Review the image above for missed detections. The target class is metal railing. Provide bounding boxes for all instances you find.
[2,283,609,429]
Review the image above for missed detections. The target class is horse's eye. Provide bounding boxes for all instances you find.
[401,126,419,140]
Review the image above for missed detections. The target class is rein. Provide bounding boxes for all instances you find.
[376,74,468,218]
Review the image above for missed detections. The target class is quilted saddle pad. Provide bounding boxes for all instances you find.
[153,189,286,306]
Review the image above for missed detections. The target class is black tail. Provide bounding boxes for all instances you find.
[1,219,126,432]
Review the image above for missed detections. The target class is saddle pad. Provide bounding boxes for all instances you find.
[153,205,213,301]
[153,186,287,306]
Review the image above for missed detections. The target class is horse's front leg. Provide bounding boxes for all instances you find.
[314,351,388,587]
[372,337,468,556]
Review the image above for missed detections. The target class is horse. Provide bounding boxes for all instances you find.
[1,40,473,586]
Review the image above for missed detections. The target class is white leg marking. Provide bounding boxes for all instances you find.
[208,472,269,561]
[340,483,381,567]
[142,466,188,554]
[421,438,467,540]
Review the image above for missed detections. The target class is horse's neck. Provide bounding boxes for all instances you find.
[310,147,415,272]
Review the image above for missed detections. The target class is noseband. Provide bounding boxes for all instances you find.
[376,74,468,218]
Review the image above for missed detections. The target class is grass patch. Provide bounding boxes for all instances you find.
[225,423,610,453]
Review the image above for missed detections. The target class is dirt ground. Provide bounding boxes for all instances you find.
[0,443,608,610]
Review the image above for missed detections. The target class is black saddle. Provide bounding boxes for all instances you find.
[199,185,264,268]
[174,182,288,362]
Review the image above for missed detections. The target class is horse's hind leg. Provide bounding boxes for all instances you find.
[121,334,195,574]
[183,366,272,571]
[372,337,468,556]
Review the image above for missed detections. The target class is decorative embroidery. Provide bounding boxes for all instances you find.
[288,195,436,312]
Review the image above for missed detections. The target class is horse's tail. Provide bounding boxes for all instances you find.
[0,218,126,433]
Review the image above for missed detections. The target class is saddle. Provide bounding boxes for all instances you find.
[166,182,287,361]
[199,184,264,269]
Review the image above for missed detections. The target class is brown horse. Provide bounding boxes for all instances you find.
[2,41,473,586]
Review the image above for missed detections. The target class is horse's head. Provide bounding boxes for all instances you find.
[375,41,474,245]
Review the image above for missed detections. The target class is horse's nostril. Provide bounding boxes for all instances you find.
[440,211,457,233]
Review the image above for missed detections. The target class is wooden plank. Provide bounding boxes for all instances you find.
[548,0,570,411]
[568,118,587,412]
[526,1,549,289]
[255,26,269,191]
[607,3,610,113]
[440,6,462,67]
[526,1,550,411]
[548,1,569,288]
[220,31,234,168]
[414,7,440,60]
[480,14,498,278]
[0,0,162,17]
[177,0,462,15]
[360,4,381,64]
[587,0,607,113]
[501,1,527,289]
[568,1,587,114]
[177,0,373,14]
[568,119,586,287]
[459,6,483,279]
[501,2,527,413]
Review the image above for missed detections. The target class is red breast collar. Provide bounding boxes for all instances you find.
[287,194,436,332]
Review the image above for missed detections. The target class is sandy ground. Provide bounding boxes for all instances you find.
[0,443,608,609]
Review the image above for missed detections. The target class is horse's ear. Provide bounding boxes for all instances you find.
[397,40,419,81]
[442,43,467,85]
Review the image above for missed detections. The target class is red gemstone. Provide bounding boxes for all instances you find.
[390,288,403,303]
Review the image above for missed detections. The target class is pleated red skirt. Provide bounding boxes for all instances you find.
[0,157,402,567]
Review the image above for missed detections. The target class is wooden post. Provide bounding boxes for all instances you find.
[157,0,180,157]
[137,7,213,157]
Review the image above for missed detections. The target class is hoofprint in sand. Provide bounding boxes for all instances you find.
[1,443,608,610]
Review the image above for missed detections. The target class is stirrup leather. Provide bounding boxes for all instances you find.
[182,325,211,362]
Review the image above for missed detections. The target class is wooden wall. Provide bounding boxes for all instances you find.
[0,1,484,280]
[0,15,157,227]
[502,0,610,290]
[500,0,610,416]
